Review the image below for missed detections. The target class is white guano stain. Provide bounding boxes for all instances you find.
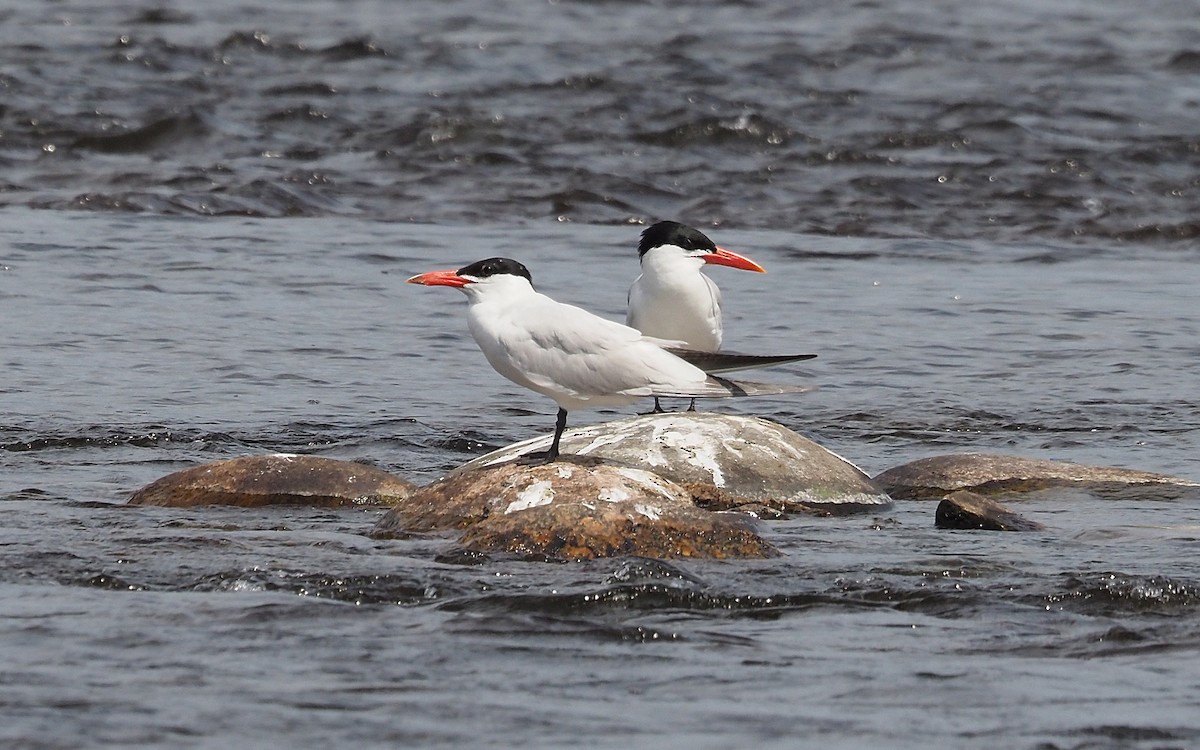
[655,424,725,487]
[505,480,555,513]
[614,467,680,501]
[574,433,628,455]
[597,486,631,503]
[633,503,661,520]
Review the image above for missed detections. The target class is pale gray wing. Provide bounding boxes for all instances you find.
[500,299,706,399]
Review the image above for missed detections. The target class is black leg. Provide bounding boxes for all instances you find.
[639,397,665,415]
[546,407,568,462]
[686,398,697,412]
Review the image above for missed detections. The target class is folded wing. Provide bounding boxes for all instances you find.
[665,348,818,374]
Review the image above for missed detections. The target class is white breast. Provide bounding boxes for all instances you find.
[627,250,723,351]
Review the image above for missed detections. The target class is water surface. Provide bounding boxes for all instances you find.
[2,0,1199,747]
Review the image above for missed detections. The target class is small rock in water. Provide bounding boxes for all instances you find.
[455,412,892,516]
[874,452,1199,500]
[127,454,415,508]
[935,490,1046,531]
[371,457,779,560]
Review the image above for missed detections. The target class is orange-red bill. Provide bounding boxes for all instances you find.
[702,246,766,273]
[406,269,470,287]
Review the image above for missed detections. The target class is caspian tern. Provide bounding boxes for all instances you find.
[407,257,811,461]
[627,221,763,352]
[627,221,816,410]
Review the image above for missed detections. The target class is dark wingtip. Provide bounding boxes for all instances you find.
[667,349,818,374]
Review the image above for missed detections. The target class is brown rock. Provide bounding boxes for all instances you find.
[874,453,1199,500]
[454,413,892,516]
[371,457,778,560]
[127,454,415,508]
[935,490,1046,531]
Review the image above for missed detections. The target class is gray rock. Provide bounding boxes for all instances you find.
[935,490,1046,531]
[455,412,892,516]
[875,452,1200,500]
[128,454,414,508]
[371,457,778,560]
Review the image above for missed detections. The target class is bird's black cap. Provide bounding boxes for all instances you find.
[457,257,533,282]
[637,221,718,258]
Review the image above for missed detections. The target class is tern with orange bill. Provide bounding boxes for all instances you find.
[626,221,817,410]
[407,257,812,461]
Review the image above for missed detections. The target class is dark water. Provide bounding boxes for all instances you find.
[3,0,1199,242]
[2,1,1200,748]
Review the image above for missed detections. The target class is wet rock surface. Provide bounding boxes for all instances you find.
[935,490,1046,532]
[127,454,415,508]
[371,457,778,560]
[874,453,1200,500]
[456,413,892,516]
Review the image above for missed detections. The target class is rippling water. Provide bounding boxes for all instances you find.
[2,1,1200,747]
[3,0,1199,241]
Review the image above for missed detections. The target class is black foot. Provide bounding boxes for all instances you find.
[639,397,666,415]
[517,449,559,465]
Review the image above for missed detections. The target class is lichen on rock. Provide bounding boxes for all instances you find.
[371,457,779,560]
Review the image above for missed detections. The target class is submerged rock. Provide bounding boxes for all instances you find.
[455,412,892,516]
[371,457,778,560]
[875,452,1200,500]
[127,454,415,508]
[935,490,1046,532]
